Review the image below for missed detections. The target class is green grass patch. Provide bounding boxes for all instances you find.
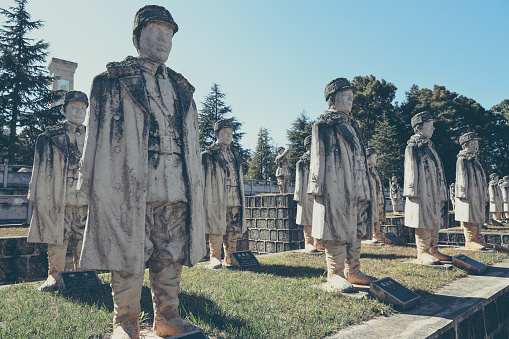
[0,245,507,338]
[0,227,29,237]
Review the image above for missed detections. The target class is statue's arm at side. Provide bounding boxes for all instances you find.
[27,134,46,201]
[403,145,418,198]
[489,184,495,203]
[455,158,467,200]
[307,123,324,196]
[294,161,303,202]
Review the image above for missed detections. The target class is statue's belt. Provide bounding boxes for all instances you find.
[148,136,182,155]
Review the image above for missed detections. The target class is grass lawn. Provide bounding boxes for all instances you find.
[0,245,507,339]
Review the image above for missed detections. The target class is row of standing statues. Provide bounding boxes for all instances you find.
[23,5,505,339]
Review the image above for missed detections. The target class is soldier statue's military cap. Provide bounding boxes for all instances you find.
[64,90,88,108]
[459,131,481,146]
[411,111,436,128]
[490,173,499,180]
[133,5,178,37]
[366,147,377,156]
[277,146,285,153]
[214,118,236,135]
[504,176,509,181]
[324,78,356,101]
[304,135,312,147]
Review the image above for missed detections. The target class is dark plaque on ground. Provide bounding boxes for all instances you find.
[231,251,261,269]
[452,254,488,275]
[58,270,102,290]
[370,277,421,310]
[169,329,208,339]
[384,232,404,245]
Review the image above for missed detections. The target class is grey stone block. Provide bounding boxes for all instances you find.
[255,196,262,207]
[236,238,249,251]
[284,243,292,251]
[278,230,291,242]
[285,219,297,229]
[35,243,48,255]
[257,219,267,229]
[252,208,261,218]
[262,195,276,207]
[249,229,259,240]
[260,229,270,241]
[3,238,34,256]
[496,292,509,323]
[503,235,509,244]
[484,300,499,335]
[246,219,254,228]
[456,309,485,339]
[267,219,275,229]
[260,208,268,218]
[275,219,284,229]
[256,241,265,253]
[277,208,289,219]
[0,257,26,282]
[292,230,302,242]
[244,208,252,218]
[276,242,284,252]
[249,240,257,252]
[270,230,277,241]
[268,208,276,218]
[485,234,502,244]
[266,241,276,253]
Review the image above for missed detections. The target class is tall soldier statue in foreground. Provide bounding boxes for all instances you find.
[454,132,490,250]
[202,118,246,269]
[28,91,89,290]
[308,78,376,292]
[77,6,206,338]
[404,111,450,265]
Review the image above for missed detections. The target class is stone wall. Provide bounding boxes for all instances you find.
[380,216,415,244]
[0,236,47,285]
[245,194,304,254]
[439,230,509,247]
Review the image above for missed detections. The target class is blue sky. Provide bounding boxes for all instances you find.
[13,0,509,150]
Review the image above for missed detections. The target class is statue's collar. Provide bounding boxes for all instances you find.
[138,57,168,78]
[458,149,477,160]
[408,134,431,148]
[317,109,351,125]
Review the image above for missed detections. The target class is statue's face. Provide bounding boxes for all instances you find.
[217,127,234,146]
[137,20,173,64]
[367,153,377,165]
[65,100,87,125]
[278,148,285,154]
[333,89,354,113]
[466,139,479,153]
[420,121,435,139]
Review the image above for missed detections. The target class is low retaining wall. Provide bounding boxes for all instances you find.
[245,194,304,254]
[439,230,509,247]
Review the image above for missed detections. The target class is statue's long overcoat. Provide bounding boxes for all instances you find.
[294,153,313,226]
[77,56,206,275]
[201,143,246,235]
[489,180,503,213]
[307,110,372,242]
[403,135,448,229]
[27,124,79,244]
[368,164,386,224]
[500,181,509,212]
[454,151,488,223]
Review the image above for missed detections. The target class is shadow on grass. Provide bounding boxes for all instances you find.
[238,264,325,278]
[179,291,253,335]
[361,253,414,260]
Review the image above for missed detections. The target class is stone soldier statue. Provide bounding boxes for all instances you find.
[27,90,89,290]
[202,118,246,269]
[276,146,291,193]
[500,176,509,219]
[489,173,504,222]
[450,183,456,210]
[455,132,490,250]
[294,135,324,252]
[389,176,401,213]
[77,6,206,338]
[404,111,450,265]
[366,147,386,243]
[308,78,376,292]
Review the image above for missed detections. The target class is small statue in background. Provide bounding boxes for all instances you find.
[389,176,401,213]
[450,183,456,211]
[500,176,509,219]
[366,147,386,243]
[276,146,291,193]
[489,173,503,222]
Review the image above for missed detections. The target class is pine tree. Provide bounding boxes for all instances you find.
[368,114,404,185]
[286,110,313,181]
[198,83,251,172]
[248,127,276,180]
[0,0,64,163]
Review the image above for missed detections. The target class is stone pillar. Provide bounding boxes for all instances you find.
[47,57,78,105]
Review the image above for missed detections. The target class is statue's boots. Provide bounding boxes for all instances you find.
[372,222,385,242]
[111,270,142,339]
[430,229,452,261]
[462,222,487,251]
[324,240,354,292]
[344,240,377,285]
[315,238,325,251]
[475,223,492,249]
[38,242,68,291]
[208,234,223,269]
[150,260,201,337]
[223,231,238,266]
[414,228,441,265]
[303,225,317,252]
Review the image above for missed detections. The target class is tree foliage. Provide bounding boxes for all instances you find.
[285,110,313,181]
[247,127,276,181]
[350,75,398,143]
[0,0,64,163]
[368,114,404,185]
[198,83,251,173]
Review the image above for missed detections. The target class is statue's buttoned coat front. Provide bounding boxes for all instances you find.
[404,134,448,229]
[455,151,488,223]
[294,152,313,226]
[77,56,206,275]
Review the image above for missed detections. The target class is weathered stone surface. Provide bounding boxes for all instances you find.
[255,196,262,207]
[275,219,284,230]
[256,219,267,229]
[252,208,261,218]
[267,219,275,229]
[484,300,499,335]
[256,241,265,253]
[268,208,276,218]
[457,308,485,339]
[270,230,277,241]
[436,326,455,339]
[3,238,34,256]
[260,229,270,241]
[496,292,509,323]
[249,229,259,240]
[262,195,276,208]
[248,240,257,252]
[0,257,26,282]
[27,255,48,280]
[452,254,488,275]
[485,234,502,244]
[260,208,268,218]
[278,230,291,242]
[246,219,254,228]
[265,241,276,253]
[244,208,252,218]
[277,208,289,219]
